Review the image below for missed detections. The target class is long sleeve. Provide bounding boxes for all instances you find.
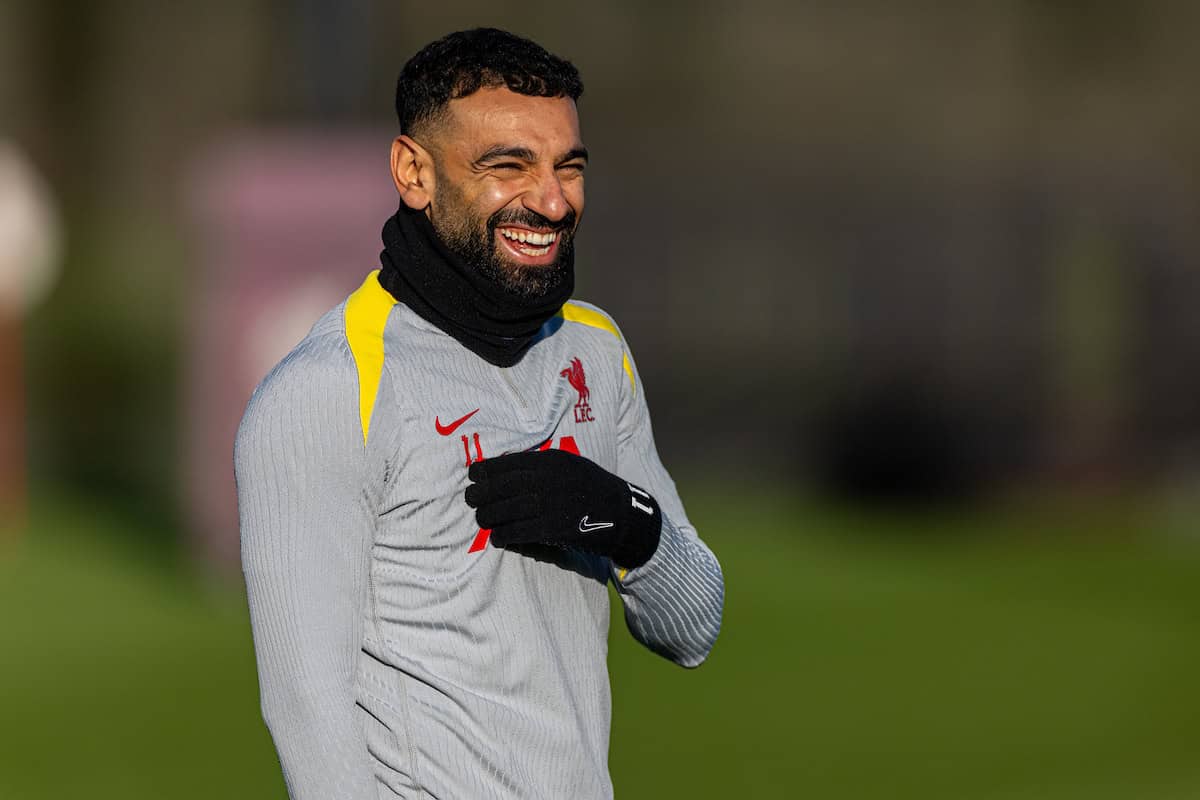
[235,333,377,800]
[611,341,725,668]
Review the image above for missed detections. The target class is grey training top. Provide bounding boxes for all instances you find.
[235,271,725,800]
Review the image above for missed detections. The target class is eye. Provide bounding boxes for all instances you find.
[558,162,586,176]
[489,162,523,173]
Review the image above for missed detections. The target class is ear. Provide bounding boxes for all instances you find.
[390,135,434,211]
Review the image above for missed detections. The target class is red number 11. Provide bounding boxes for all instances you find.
[461,433,483,467]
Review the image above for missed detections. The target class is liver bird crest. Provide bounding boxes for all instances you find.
[561,357,590,407]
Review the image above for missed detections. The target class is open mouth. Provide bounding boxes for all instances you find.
[496,226,561,265]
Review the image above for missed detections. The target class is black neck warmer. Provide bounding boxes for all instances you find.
[377,205,573,367]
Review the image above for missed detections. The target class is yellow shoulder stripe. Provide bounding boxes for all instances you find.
[344,270,397,444]
[559,302,636,394]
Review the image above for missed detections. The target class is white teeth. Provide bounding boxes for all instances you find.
[500,228,557,246]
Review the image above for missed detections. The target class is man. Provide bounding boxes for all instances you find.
[236,28,723,800]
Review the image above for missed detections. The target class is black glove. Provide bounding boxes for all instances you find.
[465,448,662,569]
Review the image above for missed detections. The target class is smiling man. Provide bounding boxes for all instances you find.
[236,28,724,800]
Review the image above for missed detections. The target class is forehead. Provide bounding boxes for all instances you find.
[441,87,582,156]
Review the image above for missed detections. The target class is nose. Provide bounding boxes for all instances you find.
[523,167,570,224]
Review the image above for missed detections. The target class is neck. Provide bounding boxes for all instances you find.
[377,205,574,367]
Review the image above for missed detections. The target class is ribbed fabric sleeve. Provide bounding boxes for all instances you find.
[614,512,724,668]
[610,329,724,668]
[235,329,378,800]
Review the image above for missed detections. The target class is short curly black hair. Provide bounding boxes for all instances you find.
[395,28,584,136]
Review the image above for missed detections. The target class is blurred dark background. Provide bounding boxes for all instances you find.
[6,1,1200,523]
[2,2,1199,798]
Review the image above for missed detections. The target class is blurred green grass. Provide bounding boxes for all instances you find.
[2,490,1199,799]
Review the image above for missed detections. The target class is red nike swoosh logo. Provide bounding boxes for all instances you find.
[435,408,480,436]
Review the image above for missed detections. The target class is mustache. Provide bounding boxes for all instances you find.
[487,207,577,235]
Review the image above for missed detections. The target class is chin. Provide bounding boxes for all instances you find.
[494,259,570,298]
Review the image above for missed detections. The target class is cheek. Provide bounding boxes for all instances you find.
[479,182,523,215]
[565,180,585,219]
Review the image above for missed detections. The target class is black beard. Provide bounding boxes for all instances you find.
[434,207,576,299]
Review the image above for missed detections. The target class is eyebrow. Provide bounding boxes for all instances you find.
[561,147,589,164]
[474,145,590,165]
[475,145,537,164]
